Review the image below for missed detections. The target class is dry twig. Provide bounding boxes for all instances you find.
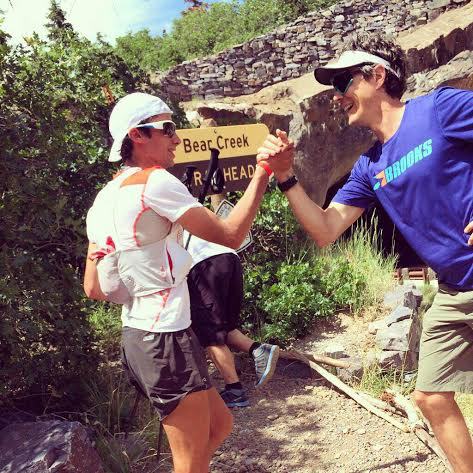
[382,390,454,473]
[281,349,350,369]
[288,349,409,432]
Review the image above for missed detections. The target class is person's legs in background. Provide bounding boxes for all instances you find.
[188,253,280,407]
[226,329,280,389]
[188,253,250,407]
[206,343,250,407]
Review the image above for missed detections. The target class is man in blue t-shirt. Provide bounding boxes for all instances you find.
[258,33,473,472]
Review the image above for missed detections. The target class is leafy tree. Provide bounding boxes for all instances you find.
[0,2,159,408]
[46,0,78,42]
[114,0,340,72]
[114,29,162,73]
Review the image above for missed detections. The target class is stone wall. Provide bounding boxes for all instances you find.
[158,0,469,101]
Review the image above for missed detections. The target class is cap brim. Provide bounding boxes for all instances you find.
[314,66,350,86]
[314,55,363,85]
[314,50,396,85]
[108,139,123,162]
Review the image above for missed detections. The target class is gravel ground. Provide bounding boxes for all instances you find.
[149,312,449,473]
[208,362,447,473]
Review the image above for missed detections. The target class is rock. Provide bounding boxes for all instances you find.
[377,349,419,371]
[368,319,387,335]
[385,305,416,326]
[336,356,364,383]
[323,343,349,359]
[267,414,279,421]
[383,286,418,310]
[412,288,423,308]
[0,421,104,473]
[430,0,450,8]
[375,318,422,353]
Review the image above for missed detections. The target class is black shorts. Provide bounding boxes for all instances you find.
[187,253,243,347]
[121,327,212,420]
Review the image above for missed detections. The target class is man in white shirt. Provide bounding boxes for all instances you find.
[84,92,287,473]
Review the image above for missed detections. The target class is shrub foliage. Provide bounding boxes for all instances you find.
[240,192,396,344]
[0,3,155,407]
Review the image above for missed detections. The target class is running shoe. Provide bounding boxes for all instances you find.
[253,343,280,388]
[220,388,250,408]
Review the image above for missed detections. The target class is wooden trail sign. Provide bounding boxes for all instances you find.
[169,123,269,194]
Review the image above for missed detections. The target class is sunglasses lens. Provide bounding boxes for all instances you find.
[163,122,176,137]
[332,71,353,95]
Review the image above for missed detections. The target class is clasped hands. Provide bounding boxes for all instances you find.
[465,222,473,246]
[257,129,295,180]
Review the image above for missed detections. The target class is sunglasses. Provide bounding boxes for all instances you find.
[135,120,177,138]
[330,68,366,95]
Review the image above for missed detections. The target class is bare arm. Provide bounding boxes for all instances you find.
[83,242,107,301]
[177,166,270,249]
[258,130,364,246]
[279,183,364,247]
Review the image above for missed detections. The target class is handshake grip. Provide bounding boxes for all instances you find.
[257,130,295,178]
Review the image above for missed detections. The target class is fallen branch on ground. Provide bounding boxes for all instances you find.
[357,391,398,414]
[382,390,454,473]
[280,349,350,369]
[287,349,409,432]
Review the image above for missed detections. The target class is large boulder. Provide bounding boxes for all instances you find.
[375,318,422,354]
[0,421,104,473]
[181,3,473,205]
[383,286,420,311]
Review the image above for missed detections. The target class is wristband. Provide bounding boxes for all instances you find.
[257,161,273,177]
[277,175,298,192]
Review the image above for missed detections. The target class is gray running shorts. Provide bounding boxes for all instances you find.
[121,327,212,420]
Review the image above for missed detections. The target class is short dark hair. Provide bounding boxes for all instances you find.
[343,33,407,99]
[119,118,152,163]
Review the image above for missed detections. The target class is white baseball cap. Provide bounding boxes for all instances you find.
[108,92,173,162]
[314,50,400,85]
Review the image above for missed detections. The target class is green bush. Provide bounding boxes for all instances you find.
[260,262,334,341]
[252,256,368,344]
[0,3,166,409]
[240,198,396,344]
[88,303,122,359]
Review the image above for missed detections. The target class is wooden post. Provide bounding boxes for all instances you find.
[200,118,225,211]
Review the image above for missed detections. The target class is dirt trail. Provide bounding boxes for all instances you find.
[153,314,449,473]
[210,363,446,473]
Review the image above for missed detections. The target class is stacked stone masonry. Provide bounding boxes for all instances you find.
[158,0,470,101]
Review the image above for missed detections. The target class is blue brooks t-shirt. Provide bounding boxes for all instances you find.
[333,87,473,290]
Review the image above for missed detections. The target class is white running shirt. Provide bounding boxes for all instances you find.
[86,167,202,332]
[184,232,237,268]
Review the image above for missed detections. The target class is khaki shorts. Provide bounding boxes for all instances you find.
[416,284,473,393]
